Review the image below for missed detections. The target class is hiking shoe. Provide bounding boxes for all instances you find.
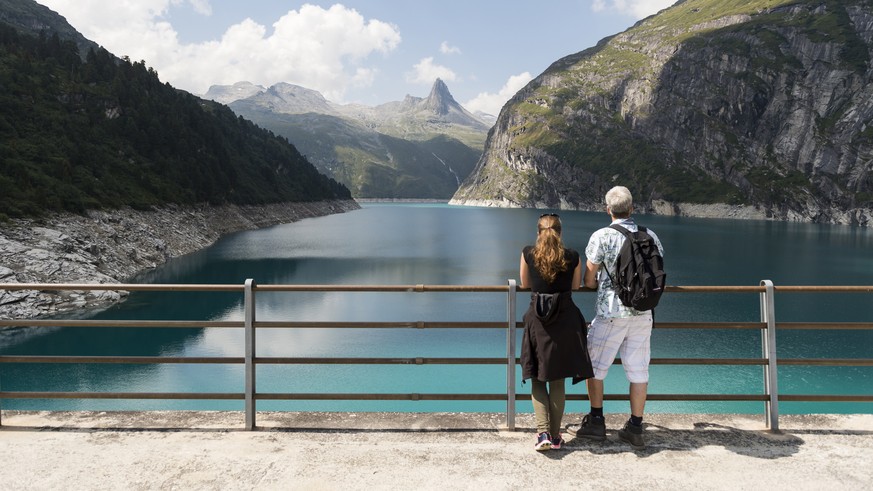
[618,421,646,450]
[566,414,606,441]
[534,431,552,451]
[550,433,564,450]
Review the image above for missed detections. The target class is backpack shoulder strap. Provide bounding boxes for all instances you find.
[604,224,632,285]
[608,223,633,238]
[611,223,652,240]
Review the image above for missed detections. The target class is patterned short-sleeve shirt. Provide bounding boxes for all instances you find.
[585,218,664,319]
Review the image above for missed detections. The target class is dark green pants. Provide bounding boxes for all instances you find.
[531,378,565,435]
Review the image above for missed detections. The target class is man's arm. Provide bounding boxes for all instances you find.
[519,253,530,289]
[572,257,582,290]
[584,259,599,289]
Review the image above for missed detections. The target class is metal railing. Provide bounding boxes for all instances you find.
[1,281,871,431]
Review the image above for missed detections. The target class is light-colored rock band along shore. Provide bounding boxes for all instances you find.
[0,200,360,320]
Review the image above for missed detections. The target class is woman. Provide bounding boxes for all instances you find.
[520,213,594,451]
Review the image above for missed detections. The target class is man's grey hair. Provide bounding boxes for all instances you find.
[605,186,633,217]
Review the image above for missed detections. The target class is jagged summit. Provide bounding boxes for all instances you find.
[389,79,488,128]
[397,78,489,130]
[423,78,457,115]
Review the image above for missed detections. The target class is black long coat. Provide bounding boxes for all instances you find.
[521,291,594,383]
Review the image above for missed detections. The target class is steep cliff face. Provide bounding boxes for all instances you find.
[452,0,873,226]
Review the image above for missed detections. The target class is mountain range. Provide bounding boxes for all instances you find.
[451,0,873,226]
[206,79,491,198]
[7,0,873,226]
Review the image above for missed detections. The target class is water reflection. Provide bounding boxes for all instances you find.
[2,204,871,413]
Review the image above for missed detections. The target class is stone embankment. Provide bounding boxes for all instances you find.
[450,198,872,226]
[0,200,360,320]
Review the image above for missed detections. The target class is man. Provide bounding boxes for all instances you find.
[566,186,664,450]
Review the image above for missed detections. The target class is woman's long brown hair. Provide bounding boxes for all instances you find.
[532,215,568,284]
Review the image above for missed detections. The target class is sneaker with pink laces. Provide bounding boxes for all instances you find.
[550,434,564,450]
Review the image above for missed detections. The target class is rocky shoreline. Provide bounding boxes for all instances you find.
[650,200,873,226]
[0,200,360,320]
[356,198,449,203]
[449,198,872,227]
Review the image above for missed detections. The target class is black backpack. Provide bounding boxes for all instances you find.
[604,224,666,311]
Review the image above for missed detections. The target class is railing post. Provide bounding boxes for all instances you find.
[760,279,779,431]
[245,278,257,430]
[506,279,517,431]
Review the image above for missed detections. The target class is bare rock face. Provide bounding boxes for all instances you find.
[203,81,267,105]
[452,1,873,226]
[0,200,360,319]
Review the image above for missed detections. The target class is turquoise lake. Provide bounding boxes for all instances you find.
[1,203,871,415]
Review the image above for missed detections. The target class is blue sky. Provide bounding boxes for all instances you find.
[38,0,675,115]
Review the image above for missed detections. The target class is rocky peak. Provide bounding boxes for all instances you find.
[203,81,265,105]
[267,83,332,107]
[423,78,457,115]
[230,82,338,115]
[401,78,490,129]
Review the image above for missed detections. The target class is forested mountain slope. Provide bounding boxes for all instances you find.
[0,10,350,219]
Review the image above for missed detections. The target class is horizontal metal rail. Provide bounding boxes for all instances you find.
[4,391,868,403]
[254,321,505,329]
[0,356,243,364]
[565,393,771,402]
[255,393,509,401]
[5,356,868,367]
[0,283,245,292]
[0,320,773,330]
[0,320,243,328]
[1,282,866,295]
[1,281,871,431]
[3,320,872,330]
[254,357,507,365]
[0,392,243,400]
[255,284,513,293]
[3,283,771,293]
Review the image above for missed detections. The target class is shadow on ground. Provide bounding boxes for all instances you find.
[536,420,810,460]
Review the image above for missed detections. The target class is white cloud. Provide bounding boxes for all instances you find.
[463,72,532,116]
[439,41,461,55]
[38,1,401,101]
[592,0,676,18]
[187,0,212,16]
[406,57,457,85]
[351,67,377,87]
